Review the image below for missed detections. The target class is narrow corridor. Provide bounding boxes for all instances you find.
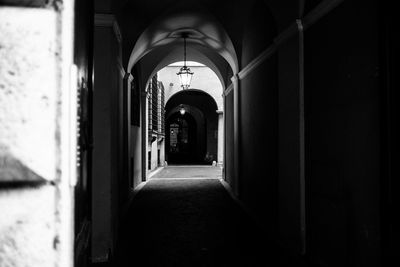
[110,167,300,266]
[150,166,223,179]
[1,1,393,267]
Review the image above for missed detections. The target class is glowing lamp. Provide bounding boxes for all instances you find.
[176,34,193,89]
[179,105,186,115]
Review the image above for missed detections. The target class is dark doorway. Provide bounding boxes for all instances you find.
[166,112,198,164]
[165,90,219,166]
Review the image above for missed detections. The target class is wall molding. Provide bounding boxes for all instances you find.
[230,74,239,84]
[224,83,234,96]
[233,0,345,82]
[124,73,134,83]
[303,0,345,30]
[273,22,299,47]
[117,59,126,77]
[237,44,277,80]
[94,13,122,43]
[296,18,307,256]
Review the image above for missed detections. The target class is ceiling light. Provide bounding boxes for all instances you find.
[176,33,193,90]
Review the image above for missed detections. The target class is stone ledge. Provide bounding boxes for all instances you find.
[0,0,48,8]
[0,152,48,186]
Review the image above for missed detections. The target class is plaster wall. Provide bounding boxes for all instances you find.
[236,0,279,238]
[158,64,223,110]
[92,23,123,261]
[73,1,93,264]
[148,139,165,170]
[277,34,302,252]
[206,114,218,163]
[239,58,279,235]
[224,91,236,193]
[304,1,381,266]
[150,140,158,171]
[159,140,165,167]
[217,113,224,163]
[131,125,142,188]
[92,26,113,261]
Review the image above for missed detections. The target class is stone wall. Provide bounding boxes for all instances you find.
[0,2,77,266]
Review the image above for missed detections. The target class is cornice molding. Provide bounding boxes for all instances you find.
[224,83,234,96]
[94,13,122,43]
[273,22,299,46]
[235,0,344,82]
[117,59,126,77]
[94,13,114,26]
[237,44,277,80]
[230,74,239,84]
[124,73,134,82]
[303,0,345,30]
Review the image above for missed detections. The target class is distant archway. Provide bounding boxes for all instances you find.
[165,90,218,165]
[166,112,198,164]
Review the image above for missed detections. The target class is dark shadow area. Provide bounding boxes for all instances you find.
[166,112,200,165]
[103,179,311,267]
[165,90,218,166]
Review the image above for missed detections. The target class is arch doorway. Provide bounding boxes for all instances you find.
[165,89,218,165]
[166,112,198,164]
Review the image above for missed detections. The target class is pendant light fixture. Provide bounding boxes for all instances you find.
[179,104,186,115]
[176,33,194,89]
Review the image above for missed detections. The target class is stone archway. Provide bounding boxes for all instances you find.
[166,111,199,164]
[165,90,218,165]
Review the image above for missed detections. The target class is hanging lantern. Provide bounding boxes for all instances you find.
[177,34,194,89]
[179,105,186,115]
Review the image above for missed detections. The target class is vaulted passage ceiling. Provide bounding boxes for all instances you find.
[96,0,302,86]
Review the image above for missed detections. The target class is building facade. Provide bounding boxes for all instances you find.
[146,74,166,172]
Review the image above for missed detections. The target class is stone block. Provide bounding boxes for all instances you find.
[0,186,56,267]
[0,7,59,182]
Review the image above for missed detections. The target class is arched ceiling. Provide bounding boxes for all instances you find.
[166,104,205,122]
[127,9,239,75]
[165,89,218,114]
[139,44,228,89]
[111,0,300,52]
[101,0,301,85]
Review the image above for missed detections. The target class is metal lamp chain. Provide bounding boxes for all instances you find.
[184,37,187,67]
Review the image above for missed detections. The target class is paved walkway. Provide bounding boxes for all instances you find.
[116,178,277,267]
[106,166,308,267]
[150,166,222,179]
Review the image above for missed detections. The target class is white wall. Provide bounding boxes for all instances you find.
[158,63,224,110]
[131,125,142,188]
[148,139,165,172]
[150,140,158,170]
[0,5,76,267]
